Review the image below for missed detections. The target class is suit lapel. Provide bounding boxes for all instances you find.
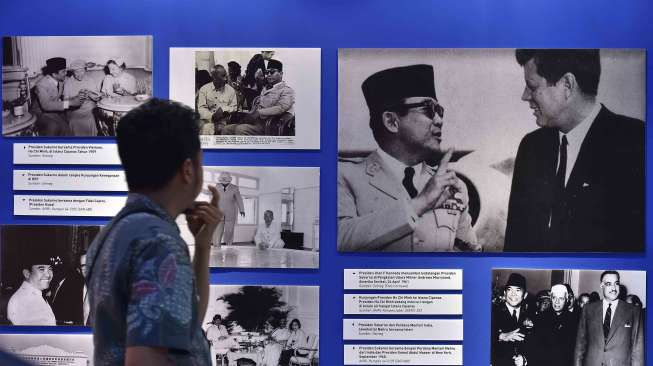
[366,151,403,200]
[606,300,627,343]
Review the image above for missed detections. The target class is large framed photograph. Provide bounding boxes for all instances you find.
[338,48,645,253]
[0,225,101,326]
[0,333,93,365]
[170,48,321,149]
[178,166,320,269]
[491,268,645,366]
[203,285,319,366]
[2,35,153,137]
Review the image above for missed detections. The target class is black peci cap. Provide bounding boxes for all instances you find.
[362,64,437,112]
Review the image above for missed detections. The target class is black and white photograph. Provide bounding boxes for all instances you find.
[338,48,645,253]
[2,35,153,137]
[202,285,319,366]
[491,268,645,366]
[178,166,320,269]
[0,333,93,366]
[170,48,321,149]
[0,225,101,326]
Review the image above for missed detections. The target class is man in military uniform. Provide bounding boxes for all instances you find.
[337,64,477,252]
[491,273,535,366]
[532,284,579,366]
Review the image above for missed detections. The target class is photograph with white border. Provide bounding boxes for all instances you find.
[170,48,321,149]
[179,166,320,269]
[202,285,319,366]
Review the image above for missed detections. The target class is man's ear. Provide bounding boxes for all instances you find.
[180,158,195,184]
[381,111,399,133]
[22,269,30,280]
[559,72,577,99]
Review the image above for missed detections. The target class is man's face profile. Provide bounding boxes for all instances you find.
[261,51,275,60]
[601,273,620,301]
[521,59,567,129]
[23,264,53,291]
[265,68,282,85]
[504,285,525,307]
[394,96,443,157]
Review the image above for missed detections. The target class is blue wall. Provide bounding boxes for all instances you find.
[1,0,651,364]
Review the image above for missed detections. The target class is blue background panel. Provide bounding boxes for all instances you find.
[1,0,652,365]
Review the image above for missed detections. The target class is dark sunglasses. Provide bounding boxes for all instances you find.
[391,99,444,119]
[265,69,280,75]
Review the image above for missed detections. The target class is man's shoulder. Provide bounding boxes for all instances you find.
[338,151,378,176]
[597,106,644,137]
[197,82,213,94]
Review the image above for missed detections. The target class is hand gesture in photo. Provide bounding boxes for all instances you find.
[410,148,462,216]
[498,328,525,342]
[186,185,223,250]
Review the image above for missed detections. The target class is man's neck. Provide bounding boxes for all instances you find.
[380,144,423,167]
[558,97,597,134]
[213,83,225,91]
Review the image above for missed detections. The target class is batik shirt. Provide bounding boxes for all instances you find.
[86,193,210,366]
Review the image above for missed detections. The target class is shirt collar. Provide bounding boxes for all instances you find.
[559,102,600,146]
[45,75,59,87]
[603,298,619,312]
[124,193,178,229]
[505,302,521,313]
[376,148,425,182]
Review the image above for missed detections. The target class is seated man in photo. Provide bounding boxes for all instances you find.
[7,253,57,326]
[197,64,238,135]
[33,57,82,136]
[223,59,295,136]
[255,210,285,249]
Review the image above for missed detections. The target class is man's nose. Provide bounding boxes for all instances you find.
[521,87,531,101]
[432,115,443,127]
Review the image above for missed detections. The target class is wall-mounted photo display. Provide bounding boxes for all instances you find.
[338,48,645,253]
[0,333,93,365]
[178,166,320,269]
[0,225,101,326]
[203,285,319,366]
[170,48,321,149]
[491,268,645,366]
[2,35,153,137]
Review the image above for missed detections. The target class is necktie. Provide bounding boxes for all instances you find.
[512,309,518,324]
[556,135,568,190]
[603,303,612,340]
[402,167,418,198]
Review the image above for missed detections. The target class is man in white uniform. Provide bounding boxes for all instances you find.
[7,253,56,325]
[255,210,285,249]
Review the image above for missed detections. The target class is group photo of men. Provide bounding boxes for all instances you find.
[338,48,644,253]
[0,225,100,326]
[169,47,321,149]
[491,269,645,366]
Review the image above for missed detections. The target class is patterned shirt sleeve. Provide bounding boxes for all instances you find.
[125,233,195,352]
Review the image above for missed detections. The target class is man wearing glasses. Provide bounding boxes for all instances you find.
[337,64,478,252]
[223,59,295,135]
[574,271,643,366]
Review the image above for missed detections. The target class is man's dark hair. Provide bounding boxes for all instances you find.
[515,49,601,96]
[117,98,200,191]
[600,270,620,283]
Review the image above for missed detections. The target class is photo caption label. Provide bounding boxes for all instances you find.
[14,143,120,165]
[343,319,463,341]
[14,195,126,217]
[344,269,462,290]
[344,345,462,365]
[344,294,462,315]
[14,170,127,191]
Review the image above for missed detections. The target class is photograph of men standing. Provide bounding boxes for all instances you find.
[505,49,644,252]
[574,271,643,366]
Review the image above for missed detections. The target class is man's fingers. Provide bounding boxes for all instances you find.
[208,185,220,207]
[436,148,454,175]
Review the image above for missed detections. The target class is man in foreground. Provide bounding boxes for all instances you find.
[86,98,223,365]
[337,64,477,252]
[574,271,643,366]
[505,49,644,252]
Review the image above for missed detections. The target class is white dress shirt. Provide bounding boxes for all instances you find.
[558,103,601,185]
[7,281,56,325]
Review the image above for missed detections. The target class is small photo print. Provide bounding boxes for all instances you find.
[0,225,101,326]
[2,35,153,137]
[491,268,645,366]
[203,285,319,366]
[0,333,93,365]
[170,47,321,149]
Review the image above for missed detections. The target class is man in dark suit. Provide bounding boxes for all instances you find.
[492,273,536,366]
[574,271,643,366]
[533,284,579,366]
[505,49,644,252]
